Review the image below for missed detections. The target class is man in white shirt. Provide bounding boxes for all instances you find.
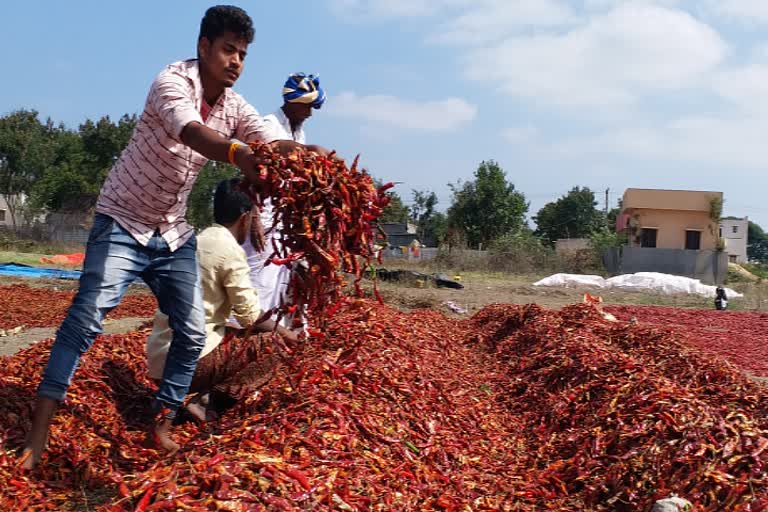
[147,178,298,426]
[241,73,326,327]
[264,72,325,144]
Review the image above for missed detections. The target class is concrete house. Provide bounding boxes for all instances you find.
[719,217,748,264]
[608,188,727,284]
[378,222,418,248]
[617,188,723,251]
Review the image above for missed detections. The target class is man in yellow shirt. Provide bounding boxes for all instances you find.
[146,178,297,447]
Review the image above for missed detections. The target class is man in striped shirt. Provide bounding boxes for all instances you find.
[22,5,323,467]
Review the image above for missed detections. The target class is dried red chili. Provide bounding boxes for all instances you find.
[1,299,768,510]
[237,144,390,327]
[0,284,156,330]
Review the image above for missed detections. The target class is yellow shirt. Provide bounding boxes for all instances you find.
[146,224,262,379]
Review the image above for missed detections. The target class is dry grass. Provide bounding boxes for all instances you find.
[362,259,768,314]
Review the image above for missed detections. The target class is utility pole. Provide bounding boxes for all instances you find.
[604,188,610,216]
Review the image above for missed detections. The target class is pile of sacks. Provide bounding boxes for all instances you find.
[534,272,742,299]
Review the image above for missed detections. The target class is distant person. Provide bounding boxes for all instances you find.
[21,5,330,469]
[146,179,298,422]
[715,287,728,311]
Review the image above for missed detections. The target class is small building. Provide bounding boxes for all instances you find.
[609,188,728,284]
[719,217,748,264]
[617,188,723,250]
[378,222,419,248]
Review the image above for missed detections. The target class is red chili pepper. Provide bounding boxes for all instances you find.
[134,486,155,512]
[8,478,27,489]
[283,468,311,491]
[376,181,395,193]
[205,453,225,467]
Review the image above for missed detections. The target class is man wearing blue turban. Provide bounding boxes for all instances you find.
[263,72,326,143]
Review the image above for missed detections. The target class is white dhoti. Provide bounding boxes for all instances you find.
[236,199,301,329]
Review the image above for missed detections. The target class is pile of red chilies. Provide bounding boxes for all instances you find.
[2,301,768,510]
[1,302,526,510]
[0,284,157,330]
[606,304,768,377]
[240,144,392,326]
[468,303,768,510]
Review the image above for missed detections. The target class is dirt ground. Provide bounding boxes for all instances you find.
[0,317,149,357]
[362,270,764,317]
[0,275,153,357]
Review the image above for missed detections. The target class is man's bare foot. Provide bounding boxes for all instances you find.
[153,410,180,456]
[185,393,210,423]
[20,397,59,470]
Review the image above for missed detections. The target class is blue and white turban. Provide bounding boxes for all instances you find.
[282,73,326,109]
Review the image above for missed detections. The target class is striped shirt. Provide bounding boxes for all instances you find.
[96,59,275,251]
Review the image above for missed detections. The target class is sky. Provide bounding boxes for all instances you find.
[2,0,768,226]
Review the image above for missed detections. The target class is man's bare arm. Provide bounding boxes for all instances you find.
[251,317,300,344]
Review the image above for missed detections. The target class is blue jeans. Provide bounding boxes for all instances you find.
[37,214,206,415]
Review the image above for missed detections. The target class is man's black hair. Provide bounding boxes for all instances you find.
[214,178,253,225]
[199,5,254,45]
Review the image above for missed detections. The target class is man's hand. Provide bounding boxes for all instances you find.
[279,328,300,345]
[250,317,302,351]
[233,145,272,185]
[249,206,266,252]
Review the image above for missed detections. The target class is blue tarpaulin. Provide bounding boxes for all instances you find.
[0,263,82,280]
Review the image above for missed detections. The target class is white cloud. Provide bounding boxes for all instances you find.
[327,91,477,132]
[583,0,682,10]
[706,0,768,23]
[548,116,768,170]
[712,64,768,114]
[326,0,768,218]
[328,0,469,20]
[429,0,576,45]
[503,126,539,144]
[461,4,727,108]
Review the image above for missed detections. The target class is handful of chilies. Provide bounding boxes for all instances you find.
[239,143,392,329]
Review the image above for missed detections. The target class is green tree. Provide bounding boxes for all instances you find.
[446,160,528,248]
[424,211,448,247]
[410,189,443,245]
[379,190,409,223]
[186,162,238,229]
[534,186,605,245]
[606,198,623,230]
[31,115,137,213]
[748,221,768,263]
[79,114,136,176]
[30,127,86,212]
[0,110,57,227]
[76,114,136,209]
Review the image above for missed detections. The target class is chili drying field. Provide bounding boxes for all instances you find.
[1,282,768,510]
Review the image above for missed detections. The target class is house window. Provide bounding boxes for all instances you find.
[640,228,657,248]
[685,230,701,250]
[732,225,738,234]
[729,255,737,263]
[0,209,5,222]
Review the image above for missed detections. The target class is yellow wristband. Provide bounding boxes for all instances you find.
[228,142,240,166]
